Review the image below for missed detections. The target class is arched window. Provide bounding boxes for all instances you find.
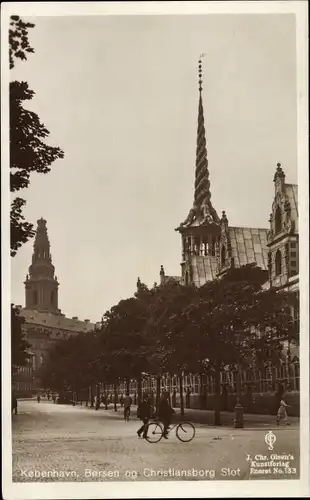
[221,245,226,267]
[194,237,200,255]
[275,206,282,234]
[204,240,209,256]
[211,237,216,256]
[275,249,282,276]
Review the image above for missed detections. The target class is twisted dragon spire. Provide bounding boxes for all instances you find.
[177,57,219,230]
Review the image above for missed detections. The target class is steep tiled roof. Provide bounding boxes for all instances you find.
[190,255,218,286]
[228,226,269,270]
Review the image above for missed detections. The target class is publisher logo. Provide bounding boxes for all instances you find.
[264,430,276,451]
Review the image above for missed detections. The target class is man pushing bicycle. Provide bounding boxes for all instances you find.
[157,392,175,439]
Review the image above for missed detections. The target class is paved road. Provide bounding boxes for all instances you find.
[12,401,299,482]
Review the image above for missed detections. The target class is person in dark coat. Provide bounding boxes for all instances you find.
[157,392,175,439]
[137,396,153,439]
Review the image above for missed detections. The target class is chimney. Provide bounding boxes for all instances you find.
[72,316,78,320]
[84,319,90,323]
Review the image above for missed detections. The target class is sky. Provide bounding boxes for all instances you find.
[10,13,298,322]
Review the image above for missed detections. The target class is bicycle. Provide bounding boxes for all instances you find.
[124,406,131,422]
[144,418,195,443]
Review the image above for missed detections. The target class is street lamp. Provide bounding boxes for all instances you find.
[234,330,244,428]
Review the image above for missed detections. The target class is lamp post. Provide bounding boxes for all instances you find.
[234,331,244,428]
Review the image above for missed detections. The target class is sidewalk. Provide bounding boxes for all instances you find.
[75,402,299,429]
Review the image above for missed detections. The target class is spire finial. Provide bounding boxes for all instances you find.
[274,162,285,182]
[198,54,205,94]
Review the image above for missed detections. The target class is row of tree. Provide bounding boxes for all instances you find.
[39,264,298,424]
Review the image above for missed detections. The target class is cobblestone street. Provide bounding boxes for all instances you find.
[12,400,300,482]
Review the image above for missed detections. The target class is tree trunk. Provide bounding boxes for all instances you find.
[168,374,172,406]
[126,378,130,396]
[214,364,221,426]
[137,376,142,406]
[179,373,184,417]
[114,382,118,411]
[199,373,207,410]
[156,375,161,411]
[90,385,94,407]
[95,384,100,410]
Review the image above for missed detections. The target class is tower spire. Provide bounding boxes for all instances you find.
[195,56,211,208]
[177,57,219,229]
[24,218,61,314]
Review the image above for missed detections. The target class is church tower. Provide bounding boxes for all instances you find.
[175,58,220,286]
[24,218,61,314]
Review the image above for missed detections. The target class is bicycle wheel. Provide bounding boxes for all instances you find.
[145,422,164,443]
[176,421,195,442]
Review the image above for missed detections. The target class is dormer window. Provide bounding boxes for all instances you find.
[275,206,282,234]
[275,249,282,276]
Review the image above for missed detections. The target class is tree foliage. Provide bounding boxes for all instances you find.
[11,304,31,373]
[39,331,101,393]
[9,15,64,256]
[9,15,35,70]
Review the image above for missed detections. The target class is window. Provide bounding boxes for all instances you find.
[290,242,296,248]
[275,206,282,234]
[33,290,38,305]
[291,251,296,257]
[211,237,216,256]
[291,260,297,267]
[221,245,226,267]
[275,249,282,276]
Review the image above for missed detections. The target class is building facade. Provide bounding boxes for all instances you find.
[12,218,99,396]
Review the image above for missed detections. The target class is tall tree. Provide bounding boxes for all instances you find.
[95,293,152,406]
[11,304,31,374]
[144,281,199,415]
[9,15,64,256]
[38,331,101,394]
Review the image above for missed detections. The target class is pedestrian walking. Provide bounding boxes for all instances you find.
[137,396,153,439]
[12,393,18,415]
[37,394,41,403]
[276,399,291,426]
[123,394,132,421]
[157,392,175,439]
